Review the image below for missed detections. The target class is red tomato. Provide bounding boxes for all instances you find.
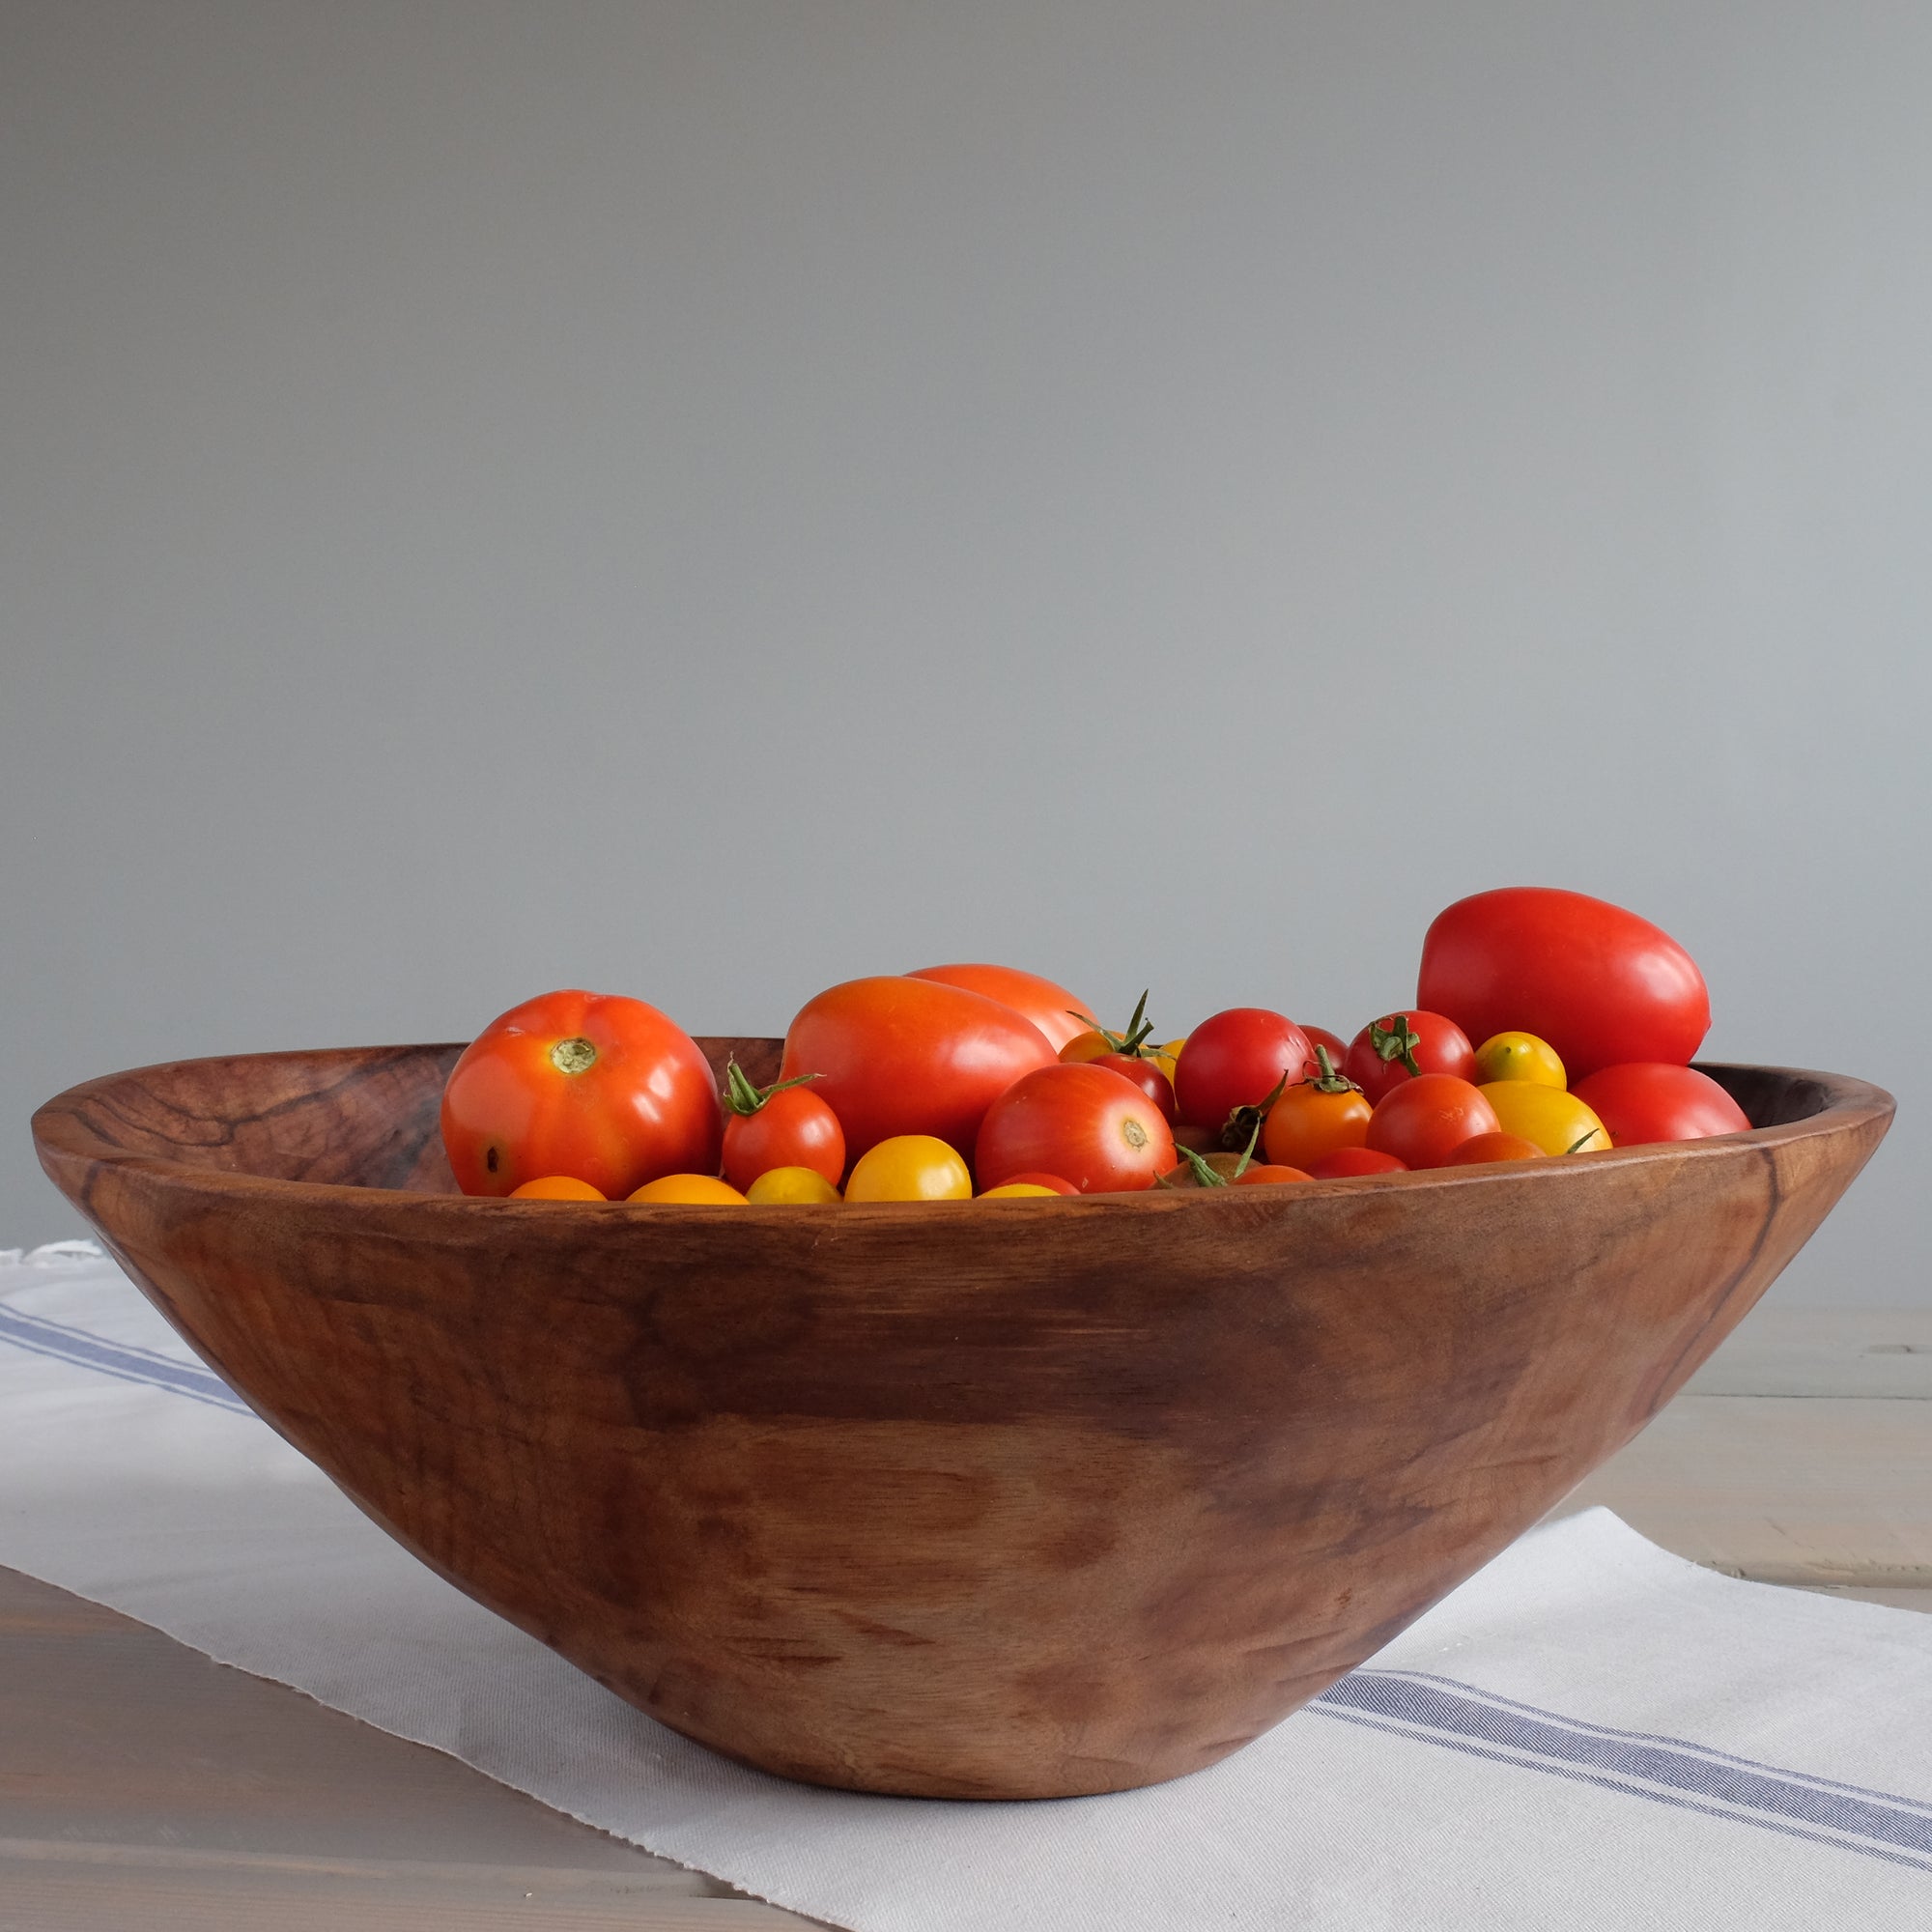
[781,977,1055,1165]
[1344,1010,1477,1104]
[1418,887,1710,1081]
[1233,1163,1313,1185]
[975,1063,1176,1194]
[1305,1146,1409,1179]
[720,1063,846,1190]
[1572,1063,1751,1146]
[1172,1009,1312,1139]
[907,964,1094,1055]
[1365,1074,1501,1170]
[1443,1131,1548,1166]
[1298,1026,1349,1077]
[1092,1051,1178,1123]
[1000,1170,1080,1195]
[441,990,722,1199]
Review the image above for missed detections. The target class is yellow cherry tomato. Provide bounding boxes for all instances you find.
[625,1173,748,1205]
[508,1175,607,1201]
[1057,1029,1111,1065]
[1473,1031,1567,1090]
[977,1181,1061,1199]
[1477,1081,1609,1156]
[844,1134,973,1202]
[1150,1037,1186,1087]
[745,1165,841,1205]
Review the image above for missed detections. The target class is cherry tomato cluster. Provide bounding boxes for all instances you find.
[439,887,1752,1206]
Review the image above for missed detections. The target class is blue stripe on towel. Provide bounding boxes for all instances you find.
[0,1305,249,1413]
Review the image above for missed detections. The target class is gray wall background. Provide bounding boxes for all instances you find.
[4,2,1926,1303]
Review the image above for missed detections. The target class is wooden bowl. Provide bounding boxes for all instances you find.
[34,1044,1890,1800]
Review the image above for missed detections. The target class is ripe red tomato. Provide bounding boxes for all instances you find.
[1364,1074,1501,1170]
[1306,1146,1408,1179]
[1343,1010,1477,1104]
[781,977,1055,1165]
[975,1063,1176,1194]
[1571,1063,1751,1146]
[1297,1026,1349,1077]
[1092,1051,1178,1123]
[441,990,722,1199]
[907,964,1094,1055]
[720,1063,846,1190]
[1172,1009,1312,1139]
[1418,887,1710,1081]
[1443,1131,1548,1166]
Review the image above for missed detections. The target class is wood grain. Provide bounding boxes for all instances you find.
[31,1045,1892,1799]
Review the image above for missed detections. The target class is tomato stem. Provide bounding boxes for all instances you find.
[723,1058,821,1118]
[1065,988,1157,1057]
[1369,1013,1423,1077]
[1220,1070,1290,1152]
[1309,1045,1358,1094]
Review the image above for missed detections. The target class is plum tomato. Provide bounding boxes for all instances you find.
[1472,1031,1567,1089]
[1344,1010,1477,1104]
[1572,1063,1751,1146]
[844,1134,973,1202]
[1443,1131,1548,1166]
[1262,1048,1372,1170]
[1477,1081,1609,1156]
[1365,1074,1501,1169]
[720,1061,845,1190]
[440,990,723,1200]
[999,1170,1080,1194]
[780,976,1055,1165]
[976,1062,1177,1194]
[1417,887,1710,1081]
[745,1165,841,1204]
[1172,1009,1313,1142]
[1092,1051,1178,1123]
[1305,1146,1408,1179]
[508,1175,607,1201]
[907,964,1094,1055]
[626,1174,746,1205]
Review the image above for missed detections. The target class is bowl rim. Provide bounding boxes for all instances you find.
[33,1046,1895,1225]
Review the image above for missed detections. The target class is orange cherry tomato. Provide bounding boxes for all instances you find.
[508,1175,607,1201]
[1443,1131,1548,1165]
[999,1171,1079,1195]
[744,1166,841,1204]
[1233,1163,1313,1185]
[440,990,722,1199]
[1261,1050,1372,1170]
[1305,1146,1408,1179]
[780,977,1054,1165]
[626,1174,747,1205]
[844,1135,974,1202]
[906,964,1095,1055]
[720,1062,845,1189]
[978,1181,1062,1199]
[1365,1074,1501,1169]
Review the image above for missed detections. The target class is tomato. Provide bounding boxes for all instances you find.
[1000,1170,1079,1195]
[844,1134,973,1202]
[508,1175,607,1201]
[1305,1146,1408,1179]
[626,1174,746,1205]
[976,1062,1176,1194]
[1058,990,1161,1067]
[1572,1064,1751,1146]
[1262,1051,1372,1170]
[1365,1074,1500,1169]
[1344,1010,1477,1104]
[1418,887,1710,1081]
[745,1165,841,1204]
[720,1062,845,1190]
[1443,1132,1548,1166]
[1092,1051,1178,1123]
[978,1181,1062,1199]
[1472,1031,1566,1089]
[907,964,1094,1054]
[1149,1037,1186,1087]
[1478,1081,1609,1156]
[1233,1163,1312,1185]
[441,990,723,1200]
[1297,1026,1349,1077]
[1172,1009,1313,1141]
[780,977,1055,1165]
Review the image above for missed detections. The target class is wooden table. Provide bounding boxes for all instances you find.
[4,1310,1928,1930]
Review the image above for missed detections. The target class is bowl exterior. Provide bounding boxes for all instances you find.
[33,1047,1891,1798]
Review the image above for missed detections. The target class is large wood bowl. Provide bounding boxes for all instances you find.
[34,1044,1889,1800]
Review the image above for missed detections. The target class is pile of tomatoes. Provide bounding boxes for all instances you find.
[439,886,1752,1207]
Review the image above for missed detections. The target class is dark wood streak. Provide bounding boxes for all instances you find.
[31,1046,1892,1801]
